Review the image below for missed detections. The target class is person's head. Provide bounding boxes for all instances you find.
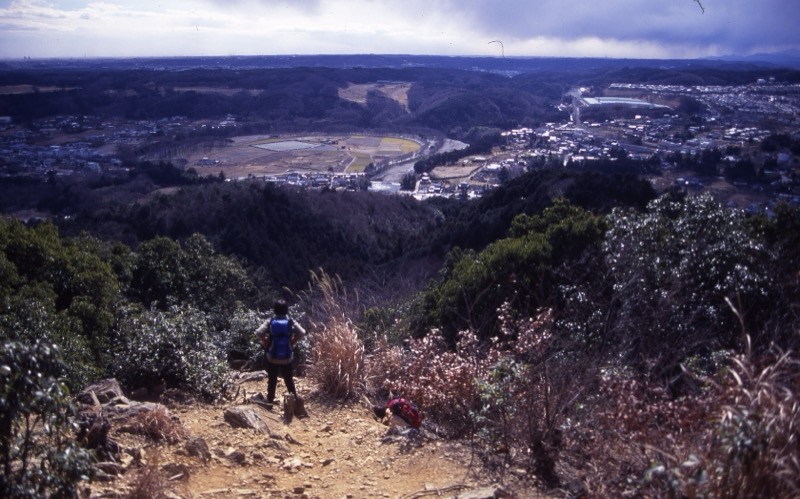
[273,299,289,316]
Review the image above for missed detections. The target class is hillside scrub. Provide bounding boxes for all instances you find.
[0,219,260,396]
[2,180,800,495]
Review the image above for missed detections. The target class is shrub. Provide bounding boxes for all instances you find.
[220,304,265,362]
[382,328,483,436]
[603,193,773,379]
[0,340,93,498]
[568,365,714,497]
[472,307,574,485]
[113,305,229,399]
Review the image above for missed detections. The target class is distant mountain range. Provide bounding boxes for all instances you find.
[3,52,799,73]
[705,49,800,68]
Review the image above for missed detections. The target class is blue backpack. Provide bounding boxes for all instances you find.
[269,318,294,361]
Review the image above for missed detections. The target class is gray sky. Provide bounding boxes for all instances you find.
[0,0,797,59]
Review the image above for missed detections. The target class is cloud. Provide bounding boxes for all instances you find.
[424,0,800,56]
[0,0,797,58]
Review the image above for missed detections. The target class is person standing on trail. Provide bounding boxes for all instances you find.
[255,299,306,404]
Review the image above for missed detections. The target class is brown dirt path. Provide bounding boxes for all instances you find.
[87,374,534,498]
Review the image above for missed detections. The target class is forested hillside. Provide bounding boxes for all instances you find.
[0,66,555,137]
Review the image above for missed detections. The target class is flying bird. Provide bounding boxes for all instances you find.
[488,40,504,58]
[694,0,705,13]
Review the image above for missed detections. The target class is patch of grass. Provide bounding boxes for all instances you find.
[127,406,188,444]
[125,449,168,499]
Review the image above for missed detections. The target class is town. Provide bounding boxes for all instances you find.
[1,78,799,213]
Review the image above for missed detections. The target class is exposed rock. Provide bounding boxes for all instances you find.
[247,392,273,410]
[282,393,296,423]
[76,411,120,461]
[76,378,125,405]
[105,400,163,421]
[162,462,191,481]
[223,405,270,434]
[282,456,305,471]
[237,370,268,383]
[226,449,247,465]
[265,437,290,453]
[94,462,122,476]
[285,433,302,445]
[457,485,508,499]
[185,436,212,461]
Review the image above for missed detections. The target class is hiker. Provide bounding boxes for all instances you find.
[373,397,423,429]
[255,299,306,404]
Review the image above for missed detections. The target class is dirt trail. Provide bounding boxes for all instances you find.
[87,374,526,498]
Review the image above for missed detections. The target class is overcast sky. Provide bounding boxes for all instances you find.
[0,0,798,60]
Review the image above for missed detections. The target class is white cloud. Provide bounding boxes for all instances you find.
[0,0,797,59]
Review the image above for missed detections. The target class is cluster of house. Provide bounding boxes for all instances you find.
[408,80,799,202]
[249,171,369,191]
[608,81,800,126]
[0,113,246,179]
[0,132,121,178]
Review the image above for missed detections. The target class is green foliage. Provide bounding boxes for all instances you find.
[603,192,773,377]
[113,305,229,399]
[132,233,255,324]
[0,218,261,395]
[0,340,93,498]
[221,304,267,361]
[416,198,606,342]
[0,219,120,389]
[433,169,654,254]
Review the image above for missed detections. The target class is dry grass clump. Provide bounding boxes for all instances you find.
[125,449,168,499]
[668,340,800,498]
[308,317,365,398]
[304,270,365,398]
[127,406,188,444]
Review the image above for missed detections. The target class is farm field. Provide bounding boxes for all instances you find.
[338,81,412,111]
[187,134,423,179]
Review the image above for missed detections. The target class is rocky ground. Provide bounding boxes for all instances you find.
[81,372,537,499]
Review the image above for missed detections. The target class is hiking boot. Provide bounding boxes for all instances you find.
[283,393,296,423]
[294,395,308,418]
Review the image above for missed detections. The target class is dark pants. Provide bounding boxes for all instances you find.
[267,361,296,402]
